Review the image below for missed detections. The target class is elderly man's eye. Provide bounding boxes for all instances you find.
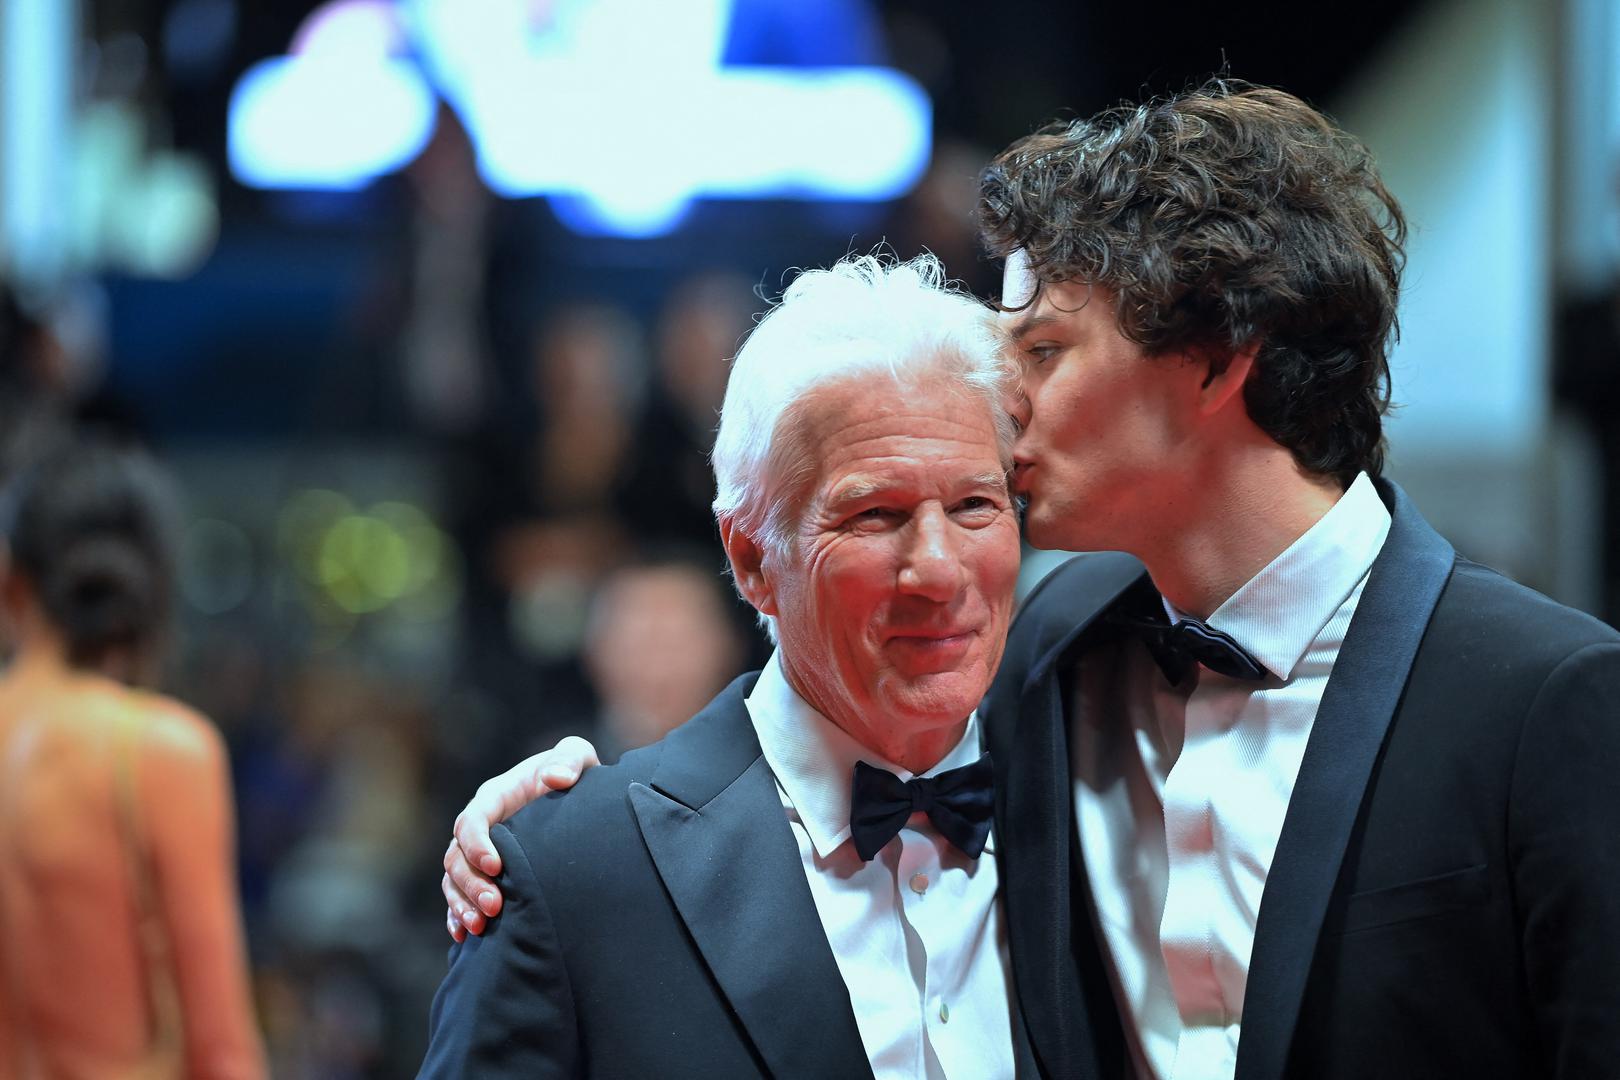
[850,506,900,526]
[954,496,1002,519]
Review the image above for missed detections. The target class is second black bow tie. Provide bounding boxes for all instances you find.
[1110,610,1268,685]
[849,754,994,862]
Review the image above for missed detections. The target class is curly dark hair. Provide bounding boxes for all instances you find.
[978,79,1406,487]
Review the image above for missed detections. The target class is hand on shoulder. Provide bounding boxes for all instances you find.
[443,736,601,940]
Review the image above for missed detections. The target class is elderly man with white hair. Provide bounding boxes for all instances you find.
[419,253,1035,1078]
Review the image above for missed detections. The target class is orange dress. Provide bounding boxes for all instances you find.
[0,652,266,1079]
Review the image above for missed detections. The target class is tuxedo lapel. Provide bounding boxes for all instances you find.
[1009,991,1041,1079]
[630,678,874,1080]
[1235,482,1456,1080]
[1002,666,1085,1079]
[995,552,1148,1080]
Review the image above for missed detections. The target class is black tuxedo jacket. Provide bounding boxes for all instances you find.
[421,673,1036,1077]
[982,480,1620,1080]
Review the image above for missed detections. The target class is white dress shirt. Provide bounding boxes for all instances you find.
[745,652,1017,1080]
[1072,473,1392,1080]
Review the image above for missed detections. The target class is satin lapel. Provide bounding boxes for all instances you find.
[1235,481,1456,1080]
[996,554,1149,1080]
[1002,667,1084,1080]
[1009,981,1041,1080]
[631,684,873,1080]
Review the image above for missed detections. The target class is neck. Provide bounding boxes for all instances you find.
[1138,444,1347,619]
[846,720,966,776]
[5,632,71,681]
[777,652,967,775]
[3,600,146,686]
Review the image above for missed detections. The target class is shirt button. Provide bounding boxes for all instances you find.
[939,1001,950,1023]
[909,872,929,895]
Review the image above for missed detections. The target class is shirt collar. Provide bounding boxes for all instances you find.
[1164,472,1392,681]
[743,650,990,859]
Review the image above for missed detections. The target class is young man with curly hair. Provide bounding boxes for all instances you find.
[440,81,1620,1080]
[971,82,1620,1080]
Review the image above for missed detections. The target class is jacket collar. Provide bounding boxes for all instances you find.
[633,673,877,1080]
[1234,478,1456,1080]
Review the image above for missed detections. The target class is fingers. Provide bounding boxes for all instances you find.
[443,871,480,939]
[455,773,513,879]
[441,736,604,941]
[530,736,601,794]
[455,738,604,879]
[442,866,489,936]
[443,837,501,926]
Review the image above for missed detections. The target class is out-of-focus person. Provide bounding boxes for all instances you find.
[581,555,746,759]
[617,274,756,549]
[0,438,266,1079]
[487,303,645,662]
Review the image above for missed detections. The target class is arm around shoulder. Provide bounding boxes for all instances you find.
[421,820,581,1078]
[1508,639,1620,1076]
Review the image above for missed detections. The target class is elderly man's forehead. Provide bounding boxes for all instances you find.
[802,364,992,406]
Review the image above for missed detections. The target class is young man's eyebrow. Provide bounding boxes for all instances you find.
[1005,312,1064,341]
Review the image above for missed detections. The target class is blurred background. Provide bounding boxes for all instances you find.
[1,0,1617,1073]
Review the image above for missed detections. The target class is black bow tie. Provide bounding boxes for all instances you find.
[849,754,994,862]
[1109,607,1268,685]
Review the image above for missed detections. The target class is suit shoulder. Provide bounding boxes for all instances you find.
[1430,559,1620,675]
[984,553,1145,735]
[502,741,664,853]
[1001,551,1145,677]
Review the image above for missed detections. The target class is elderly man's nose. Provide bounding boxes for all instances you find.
[897,512,963,599]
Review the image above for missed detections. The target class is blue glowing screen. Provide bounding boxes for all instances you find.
[228,0,931,237]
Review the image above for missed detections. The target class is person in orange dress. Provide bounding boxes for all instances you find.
[0,439,265,1079]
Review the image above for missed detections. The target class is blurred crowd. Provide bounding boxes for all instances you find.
[4,0,1618,1075]
[2,256,779,1074]
[10,121,1620,1080]
[0,157,969,1066]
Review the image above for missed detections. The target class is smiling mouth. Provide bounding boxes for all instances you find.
[886,630,979,672]
[889,630,976,648]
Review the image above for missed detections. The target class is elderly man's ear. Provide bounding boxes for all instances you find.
[718,517,779,618]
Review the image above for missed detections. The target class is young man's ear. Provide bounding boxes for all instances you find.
[718,517,778,618]
[1197,339,1262,415]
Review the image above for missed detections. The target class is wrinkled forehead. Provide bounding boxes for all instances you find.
[1000,249,1040,310]
[795,374,1009,475]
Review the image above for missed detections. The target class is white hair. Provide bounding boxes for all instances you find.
[710,252,1017,633]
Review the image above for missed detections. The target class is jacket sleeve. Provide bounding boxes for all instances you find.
[419,821,580,1078]
[1508,640,1620,1077]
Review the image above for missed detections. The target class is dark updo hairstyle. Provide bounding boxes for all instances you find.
[978,78,1407,488]
[5,438,182,684]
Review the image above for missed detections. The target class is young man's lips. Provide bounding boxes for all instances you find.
[1012,462,1035,493]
